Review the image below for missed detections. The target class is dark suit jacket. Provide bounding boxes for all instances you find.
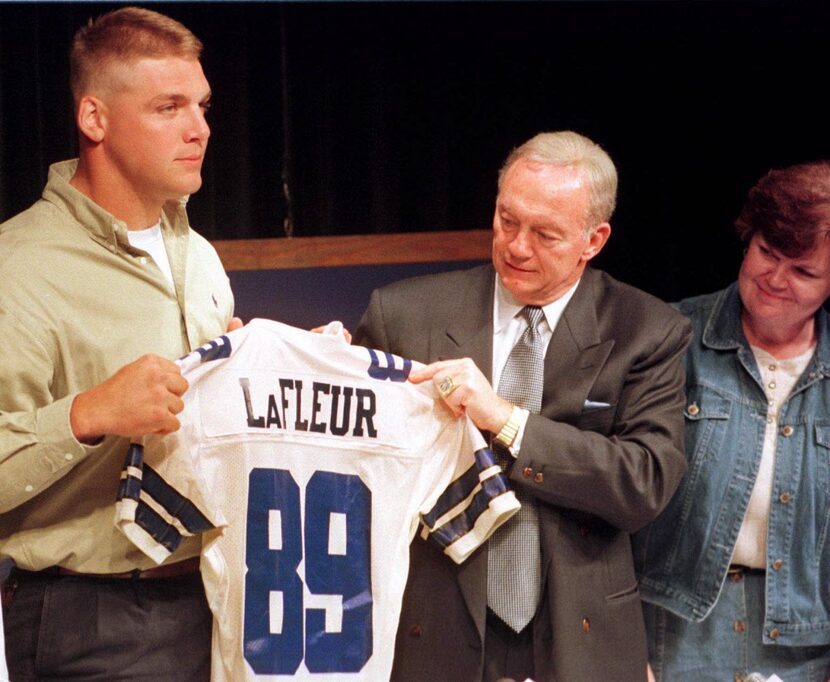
[354,264,691,682]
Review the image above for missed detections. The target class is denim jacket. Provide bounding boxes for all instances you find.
[633,283,830,647]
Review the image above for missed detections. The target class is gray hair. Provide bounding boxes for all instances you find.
[498,131,618,231]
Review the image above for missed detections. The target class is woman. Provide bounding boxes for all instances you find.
[634,161,830,681]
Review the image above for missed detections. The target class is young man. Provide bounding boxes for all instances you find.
[355,131,692,681]
[0,8,239,679]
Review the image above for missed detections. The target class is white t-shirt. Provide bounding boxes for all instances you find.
[126,223,175,289]
[115,319,519,681]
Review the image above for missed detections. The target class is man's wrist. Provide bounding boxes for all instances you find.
[494,404,523,448]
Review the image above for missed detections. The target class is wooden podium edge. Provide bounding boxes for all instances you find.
[212,229,491,271]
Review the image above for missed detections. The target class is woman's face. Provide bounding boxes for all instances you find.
[739,232,830,332]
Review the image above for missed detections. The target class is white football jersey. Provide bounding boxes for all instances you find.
[115,319,519,681]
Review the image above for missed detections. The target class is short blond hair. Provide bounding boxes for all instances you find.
[70,6,203,105]
[498,131,618,230]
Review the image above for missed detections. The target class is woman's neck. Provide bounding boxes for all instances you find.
[741,310,817,359]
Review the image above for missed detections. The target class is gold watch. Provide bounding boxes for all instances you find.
[494,405,522,448]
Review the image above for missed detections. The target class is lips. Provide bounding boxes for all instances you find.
[754,281,789,305]
[503,259,534,274]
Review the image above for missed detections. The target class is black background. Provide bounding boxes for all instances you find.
[2,1,829,303]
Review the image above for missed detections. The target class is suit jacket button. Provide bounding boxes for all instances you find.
[581,617,591,633]
[534,472,544,483]
[522,467,533,478]
[409,624,422,637]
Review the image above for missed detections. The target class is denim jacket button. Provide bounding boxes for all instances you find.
[733,619,746,633]
[687,402,700,416]
[772,559,784,571]
[769,627,780,640]
[779,492,792,504]
[781,425,794,437]
[522,467,533,478]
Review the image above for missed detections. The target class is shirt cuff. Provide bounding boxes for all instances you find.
[37,393,98,461]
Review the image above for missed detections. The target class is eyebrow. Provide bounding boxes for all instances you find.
[150,90,212,106]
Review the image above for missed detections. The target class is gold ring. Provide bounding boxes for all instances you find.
[438,375,459,397]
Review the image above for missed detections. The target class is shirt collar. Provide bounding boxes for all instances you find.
[493,275,580,334]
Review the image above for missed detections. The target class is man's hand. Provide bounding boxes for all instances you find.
[409,358,512,433]
[227,317,244,332]
[70,355,189,443]
[310,323,352,343]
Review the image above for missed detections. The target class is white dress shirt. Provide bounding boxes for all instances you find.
[491,275,579,454]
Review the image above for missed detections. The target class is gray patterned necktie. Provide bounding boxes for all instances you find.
[487,305,544,632]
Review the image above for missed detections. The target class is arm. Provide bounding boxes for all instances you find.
[517,315,691,531]
[0,311,240,513]
[412,315,691,533]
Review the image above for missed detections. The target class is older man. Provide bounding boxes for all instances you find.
[0,8,239,680]
[354,130,691,681]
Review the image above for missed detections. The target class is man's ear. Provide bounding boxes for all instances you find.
[581,222,611,262]
[76,95,107,143]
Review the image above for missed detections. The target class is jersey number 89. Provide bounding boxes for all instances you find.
[244,468,373,674]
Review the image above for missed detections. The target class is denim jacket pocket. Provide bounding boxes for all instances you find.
[814,423,830,495]
[683,386,732,466]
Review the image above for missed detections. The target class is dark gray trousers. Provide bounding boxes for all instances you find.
[483,608,535,682]
[2,569,211,682]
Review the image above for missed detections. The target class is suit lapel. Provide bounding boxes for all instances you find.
[433,265,496,381]
[542,268,614,423]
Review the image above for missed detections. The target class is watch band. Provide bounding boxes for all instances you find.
[494,405,522,448]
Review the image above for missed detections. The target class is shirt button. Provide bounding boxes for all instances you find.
[581,617,591,633]
[781,425,794,437]
[768,364,776,371]
[24,484,33,493]
[64,453,74,461]
[772,559,784,571]
[769,628,780,640]
[768,380,776,390]
[779,492,791,504]
[522,467,533,478]
[534,472,544,483]
[687,403,700,416]
[138,256,148,265]
[766,416,773,424]
[733,619,746,634]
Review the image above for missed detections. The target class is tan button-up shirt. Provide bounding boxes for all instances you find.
[0,159,234,572]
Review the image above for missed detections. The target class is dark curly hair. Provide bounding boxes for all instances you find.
[735,160,830,258]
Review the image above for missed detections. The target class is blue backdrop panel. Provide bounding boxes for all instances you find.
[229,260,487,333]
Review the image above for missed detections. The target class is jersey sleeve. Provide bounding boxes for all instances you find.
[113,335,234,564]
[418,419,519,564]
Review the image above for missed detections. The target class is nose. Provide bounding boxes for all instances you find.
[507,227,533,258]
[185,106,210,143]
[766,263,787,290]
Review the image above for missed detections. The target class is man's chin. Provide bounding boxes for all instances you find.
[502,279,542,304]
